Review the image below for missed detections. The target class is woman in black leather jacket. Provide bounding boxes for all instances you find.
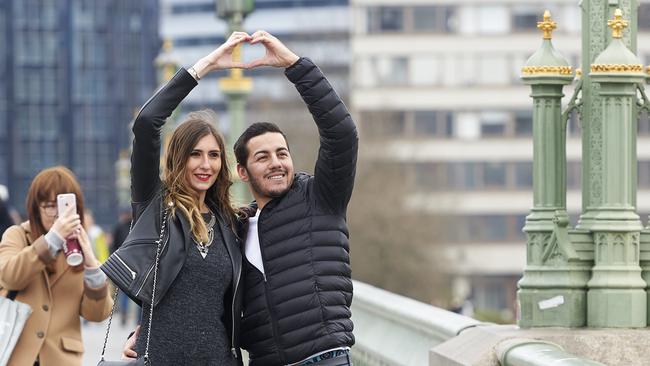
[101,33,251,365]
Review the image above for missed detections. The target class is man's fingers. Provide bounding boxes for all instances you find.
[122,349,138,360]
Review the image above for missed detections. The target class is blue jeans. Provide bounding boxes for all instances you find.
[300,350,352,366]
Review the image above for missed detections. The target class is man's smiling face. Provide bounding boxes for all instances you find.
[238,132,294,205]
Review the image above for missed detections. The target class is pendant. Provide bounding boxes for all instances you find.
[197,245,208,259]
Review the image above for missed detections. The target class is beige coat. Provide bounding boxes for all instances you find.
[0,222,113,366]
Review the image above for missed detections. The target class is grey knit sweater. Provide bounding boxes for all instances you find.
[135,219,235,366]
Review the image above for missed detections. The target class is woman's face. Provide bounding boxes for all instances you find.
[184,134,222,197]
[38,198,57,231]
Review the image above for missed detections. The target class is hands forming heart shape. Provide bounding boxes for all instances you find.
[194,30,300,78]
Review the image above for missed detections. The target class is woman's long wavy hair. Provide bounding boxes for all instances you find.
[163,110,236,243]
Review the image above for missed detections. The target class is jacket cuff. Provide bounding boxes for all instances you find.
[84,281,109,300]
[285,57,314,83]
[32,238,56,264]
[178,68,199,86]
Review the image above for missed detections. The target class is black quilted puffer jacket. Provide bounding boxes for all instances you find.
[240,58,358,366]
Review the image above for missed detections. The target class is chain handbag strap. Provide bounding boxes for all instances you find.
[99,205,168,363]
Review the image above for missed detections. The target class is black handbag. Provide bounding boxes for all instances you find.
[96,209,168,366]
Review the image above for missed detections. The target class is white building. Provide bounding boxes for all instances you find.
[350,0,650,319]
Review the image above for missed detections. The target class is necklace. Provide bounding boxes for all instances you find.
[195,211,216,259]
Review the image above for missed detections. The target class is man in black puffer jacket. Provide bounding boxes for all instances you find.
[234,31,358,366]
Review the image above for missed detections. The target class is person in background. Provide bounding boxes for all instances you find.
[0,166,113,366]
[84,209,110,263]
[0,184,19,236]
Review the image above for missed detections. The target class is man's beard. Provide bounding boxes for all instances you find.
[248,169,291,201]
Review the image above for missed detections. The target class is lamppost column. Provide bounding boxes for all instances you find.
[586,9,646,328]
[518,11,585,327]
[216,0,254,204]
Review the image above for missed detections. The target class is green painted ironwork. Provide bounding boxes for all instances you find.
[216,0,254,203]
[519,2,650,328]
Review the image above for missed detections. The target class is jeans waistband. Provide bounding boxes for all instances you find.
[297,349,350,366]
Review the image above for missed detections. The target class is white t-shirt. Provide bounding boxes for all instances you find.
[244,209,265,275]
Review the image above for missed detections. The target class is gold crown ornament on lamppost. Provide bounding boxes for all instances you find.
[521,10,573,77]
[590,9,643,74]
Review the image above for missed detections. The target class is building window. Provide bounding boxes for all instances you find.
[514,162,533,188]
[515,111,533,136]
[480,112,508,137]
[476,6,509,34]
[368,6,404,33]
[483,162,507,187]
[512,6,541,31]
[370,56,409,86]
[360,111,406,138]
[414,111,439,136]
[413,6,457,33]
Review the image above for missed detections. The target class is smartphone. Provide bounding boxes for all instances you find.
[57,193,77,217]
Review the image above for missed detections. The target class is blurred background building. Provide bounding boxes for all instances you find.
[0,0,159,226]
[350,0,650,321]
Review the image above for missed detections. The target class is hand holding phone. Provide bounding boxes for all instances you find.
[56,193,83,266]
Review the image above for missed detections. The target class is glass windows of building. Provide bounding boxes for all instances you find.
[441,214,527,243]
[514,111,533,136]
[367,5,457,34]
[361,110,537,140]
[479,112,508,137]
[477,55,509,85]
[477,6,509,34]
[514,162,533,188]
[483,162,507,187]
[413,111,439,136]
[368,56,409,86]
[367,6,403,33]
[410,160,582,191]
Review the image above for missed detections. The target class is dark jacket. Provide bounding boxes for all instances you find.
[100,69,244,362]
[240,58,358,366]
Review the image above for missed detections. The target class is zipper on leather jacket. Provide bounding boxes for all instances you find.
[114,254,136,280]
[135,231,170,297]
[231,246,242,359]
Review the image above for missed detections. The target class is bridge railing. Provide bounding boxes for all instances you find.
[350,280,481,366]
[350,280,607,366]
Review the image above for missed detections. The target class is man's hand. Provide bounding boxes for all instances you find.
[246,30,300,69]
[121,325,140,360]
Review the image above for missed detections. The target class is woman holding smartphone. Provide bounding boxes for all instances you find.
[0,166,113,366]
[101,33,248,365]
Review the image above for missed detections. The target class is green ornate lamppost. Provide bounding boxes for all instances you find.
[216,0,255,203]
[519,4,650,329]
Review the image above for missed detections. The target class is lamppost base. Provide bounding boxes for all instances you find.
[587,289,647,327]
[518,288,586,328]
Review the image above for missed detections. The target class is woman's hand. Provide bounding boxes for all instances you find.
[50,205,81,240]
[190,31,252,78]
[122,325,140,360]
[77,227,99,268]
[245,30,300,69]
